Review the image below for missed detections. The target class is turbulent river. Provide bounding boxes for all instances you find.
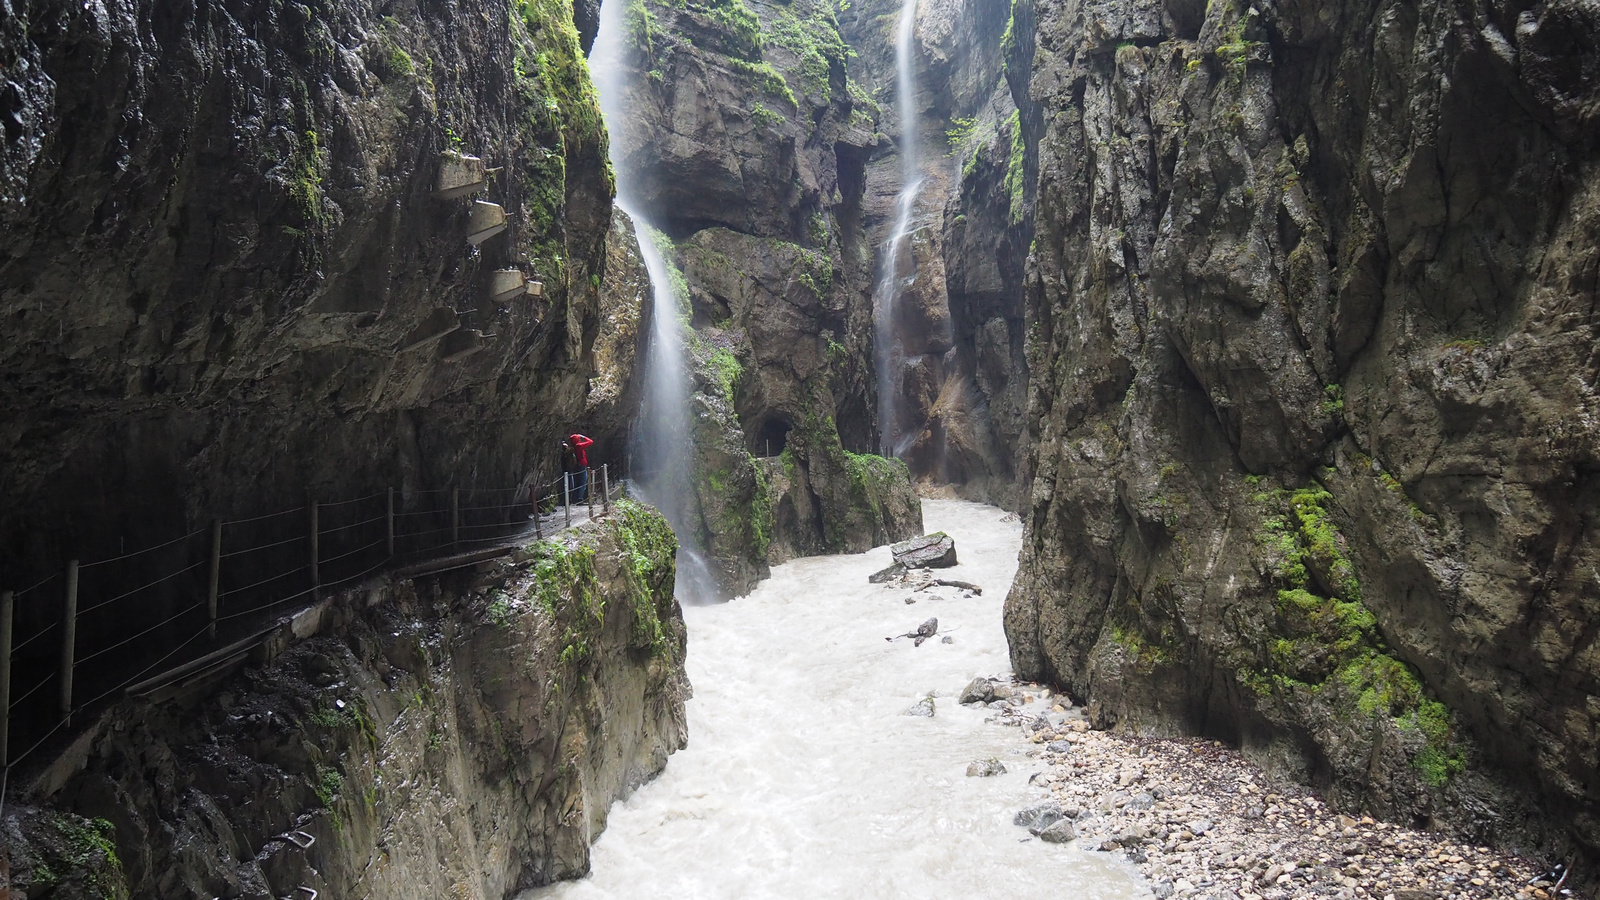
[526,500,1149,898]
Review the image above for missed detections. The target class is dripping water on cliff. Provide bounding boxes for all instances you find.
[872,0,923,459]
[590,0,718,603]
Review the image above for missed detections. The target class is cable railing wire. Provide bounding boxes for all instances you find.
[220,532,305,559]
[3,470,620,771]
[9,717,69,770]
[318,537,387,568]
[13,620,59,654]
[16,573,60,595]
[222,505,307,526]
[317,490,387,509]
[76,558,208,617]
[8,672,54,712]
[219,564,304,598]
[215,585,317,623]
[79,525,208,571]
[80,620,215,710]
[76,600,206,666]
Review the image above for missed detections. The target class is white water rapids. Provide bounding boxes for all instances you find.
[525,500,1149,898]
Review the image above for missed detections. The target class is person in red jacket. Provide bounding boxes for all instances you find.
[562,433,594,504]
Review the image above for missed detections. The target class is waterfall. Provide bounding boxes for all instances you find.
[590,0,718,603]
[873,0,923,458]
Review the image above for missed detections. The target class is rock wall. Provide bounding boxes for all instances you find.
[607,0,923,588]
[1003,0,1600,875]
[0,0,621,581]
[839,0,1030,506]
[2,501,688,899]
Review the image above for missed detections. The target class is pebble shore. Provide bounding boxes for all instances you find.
[963,678,1576,900]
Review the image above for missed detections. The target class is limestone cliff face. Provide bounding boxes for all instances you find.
[609,0,923,585]
[3,503,688,899]
[1003,0,1600,872]
[0,0,618,577]
[839,0,1030,505]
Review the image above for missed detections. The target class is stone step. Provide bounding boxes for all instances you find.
[466,200,507,246]
[399,307,461,353]
[489,268,527,302]
[433,150,487,200]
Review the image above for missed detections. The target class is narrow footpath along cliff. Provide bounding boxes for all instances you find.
[2,502,688,900]
[0,0,631,577]
[1002,0,1600,881]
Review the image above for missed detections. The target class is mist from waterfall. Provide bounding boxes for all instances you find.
[590,0,718,604]
[873,0,923,458]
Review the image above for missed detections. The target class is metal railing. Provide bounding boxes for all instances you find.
[0,465,616,774]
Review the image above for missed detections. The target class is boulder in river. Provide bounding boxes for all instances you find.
[966,757,1007,777]
[1038,819,1078,844]
[890,532,957,569]
[904,697,936,717]
[1015,801,1065,834]
[868,562,906,583]
[960,677,995,705]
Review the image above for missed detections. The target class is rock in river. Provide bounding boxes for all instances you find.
[890,532,958,569]
[966,757,1007,777]
[960,677,995,705]
[1038,819,1078,844]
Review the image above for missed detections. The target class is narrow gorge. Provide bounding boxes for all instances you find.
[2,0,1598,897]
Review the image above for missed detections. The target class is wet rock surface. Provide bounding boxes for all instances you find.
[891,532,958,569]
[1002,0,1600,876]
[2,504,689,899]
[0,0,618,572]
[604,0,925,585]
[837,0,1028,504]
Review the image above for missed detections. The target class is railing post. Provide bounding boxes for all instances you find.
[602,464,611,515]
[309,501,320,597]
[587,468,596,519]
[450,488,461,545]
[0,589,13,767]
[533,479,544,539]
[563,472,572,528]
[386,488,396,558]
[207,519,222,640]
[60,560,78,722]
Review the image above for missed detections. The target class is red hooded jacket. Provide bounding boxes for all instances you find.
[568,434,594,467]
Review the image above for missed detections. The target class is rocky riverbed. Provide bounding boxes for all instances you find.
[966,680,1574,900]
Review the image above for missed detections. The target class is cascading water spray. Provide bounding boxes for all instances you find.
[873,0,923,458]
[590,0,718,603]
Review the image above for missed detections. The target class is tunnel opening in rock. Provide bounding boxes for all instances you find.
[755,418,792,458]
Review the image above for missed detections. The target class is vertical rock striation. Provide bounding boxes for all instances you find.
[1004,0,1600,873]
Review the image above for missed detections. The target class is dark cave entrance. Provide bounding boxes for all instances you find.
[757,418,792,458]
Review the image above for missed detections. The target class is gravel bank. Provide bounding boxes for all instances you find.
[967,679,1576,900]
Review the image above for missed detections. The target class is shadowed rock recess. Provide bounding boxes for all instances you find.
[0,0,628,573]
[5,504,688,899]
[1000,0,1600,881]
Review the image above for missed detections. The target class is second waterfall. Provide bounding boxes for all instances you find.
[873,0,923,458]
[589,0,719,604]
